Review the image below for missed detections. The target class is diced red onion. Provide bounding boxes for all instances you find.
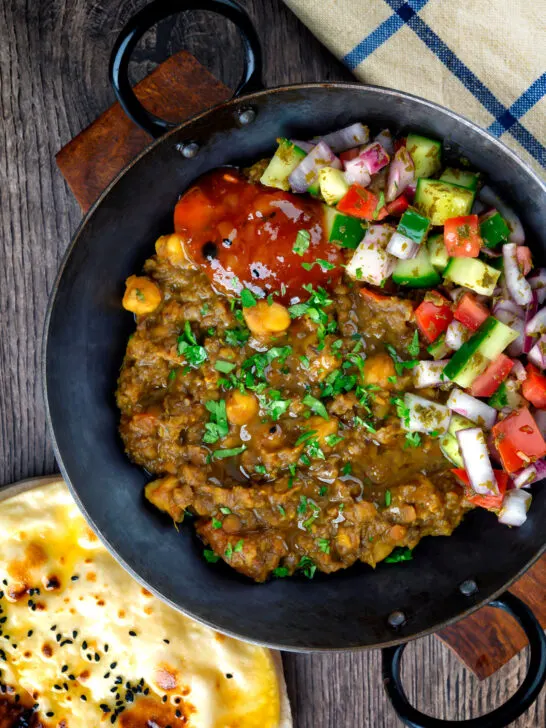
[471,199,487,215]
[503,243,533,305]
[498,489,532,526]
[528,336,546,369]
[343,156,371,187]
[487,431,502,465]
[289,141,341,193]
[523,292,539,354]
[403,394,450,435]
[525,306,546,336]
[456,427,499,495]
[511,359,527,381]
[405,183,416,201]
[447,287,466,303]
[385,147,415,202]
[512,464,539,489]
[479,186,525,245]
[291,139,314,153]
[445,320,470,350]
[517,246,533,276]
[481,246,502,258]
[374,129,394,155]
[493,299,525,320]
[532,408,546,437]
[386,231,420,260]
[359,142,390,175]
[413,360,451,388]
[447,388,497,429]
[319,123,370,153]
[529,269,546,304]
[345,226,395,285]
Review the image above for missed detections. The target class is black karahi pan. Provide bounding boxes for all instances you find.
[44,1,546,725]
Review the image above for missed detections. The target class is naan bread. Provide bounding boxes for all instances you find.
[0,478,291,728]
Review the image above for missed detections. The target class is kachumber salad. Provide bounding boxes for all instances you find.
[116,123,546,582]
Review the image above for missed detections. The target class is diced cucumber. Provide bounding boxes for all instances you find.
[397,209,430,244]
[392,246,441,288]
[443,257,501,296]
[406,134,442,178]
[323,206,367,249]
[443,317,518,387]
[440,413,475,467]
[427,334,451,360]
[440,167,479,191]
[319,167,349,205]
[487,381,508,410]
[414,179,475,225]
[440,433,464,467]
[260,138,307,191]
[427,233,449,272]
[480,211,510,248]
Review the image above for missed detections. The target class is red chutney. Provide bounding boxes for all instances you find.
[174,168,344,303]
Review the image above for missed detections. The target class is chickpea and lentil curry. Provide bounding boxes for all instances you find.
[115,156,481,583]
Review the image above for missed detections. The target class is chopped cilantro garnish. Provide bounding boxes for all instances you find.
[325,433,343,447]
[385,547,413,564]
[404,432,422,449]
[212,518,222,529]
[168,369,177,381]
[272,566,289,578]
[293,229,311,256]
[255,464,267,474]
[298,556,316,579]
[391,395,410,428]
[203,400,229,444]
[240,288,257,307]
[224,327,250,347]
[267,294,274,306]
[297,495,308,515]
[355,267,363,280]
[215,360,236,374]
[219,506,231,514]
[372,191,386,220]
[258,390,291,421]
[203,549,220,563]
[277,504,286,517]
[295,429,318,447]
[318,538,330,555]
[385,344,418,376]
[224,543,233,559]
[306,438,325,460]
[429,429,440,438]
[299,355,310,369]
[319,485,328,496]
[341,462,352,476]
[408,330,420,358]
[212,445,247,460]
[288,464,297,476]
[299,453,311,466]
[385,489,392,507]
[387,375,398,385]
[233,539,244,553]
[301,259,335,272]
[302,394,329,420]
[177,322,207,367]
[200,303,209,316]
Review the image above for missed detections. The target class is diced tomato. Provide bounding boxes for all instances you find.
[453,292,489,331]
[492,407,546,473]
[414,293,453,343]
[516,246,533,276]
[522,363,546,408]
[451,468,509,511]
[359,287,391,303]
[340,147,360,164]
[469,354,514,397]
[337,184,379,220]
[386,194,410,217]
[444,215,482,258]
[394,137,406,152]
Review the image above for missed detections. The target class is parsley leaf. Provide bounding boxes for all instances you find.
[385,547,413,564]
[302,394,329,420]
[385,344,417,376]
[203,400,229,444]
[233,539,244,553]
[408,330,420,358]
[372,191,386,220]
[255,464,267,474]
[177,321,207,367]
[293,229,311,256]
[391,395,410,428]
[341,463,352,476]
[325,433,344,447]
[212,445,247,460]
[224,327,250,347]
[385,489,392,507]
[215,360,236,374]
[295,429,318,447]
[212,518,222,529]
[297,556,316,579]
[203,549,220,563]
[272,566,289,578]
[318,538,330,554]
[240,289,257,308]
[404,432,422,449]
[301,259,335,272]
[306,438,325,460]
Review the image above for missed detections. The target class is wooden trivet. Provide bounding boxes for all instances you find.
[55,49,546,680]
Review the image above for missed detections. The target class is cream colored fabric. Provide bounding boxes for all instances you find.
[284,0,545,176]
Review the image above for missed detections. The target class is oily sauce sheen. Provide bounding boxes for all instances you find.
[174,168,344,302]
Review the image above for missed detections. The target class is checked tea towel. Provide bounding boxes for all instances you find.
[283,0,545,176]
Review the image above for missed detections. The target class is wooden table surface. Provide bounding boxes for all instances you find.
[0,1,544,725]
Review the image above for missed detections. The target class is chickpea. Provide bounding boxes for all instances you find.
[304,416,339,446]
[363,353,396,389]
[122,275,162,315]
[226,390,259,425]
[389,524,408,542]
[243,301,291,337]
[155,233,185,265]
[222,514,242,533]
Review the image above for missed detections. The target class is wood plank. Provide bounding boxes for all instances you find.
[56,51,230,211]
